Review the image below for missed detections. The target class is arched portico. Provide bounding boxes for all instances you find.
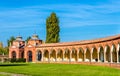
[9,34,120,64]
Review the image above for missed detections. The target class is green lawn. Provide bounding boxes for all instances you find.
[0,63,119,76]
[0,74,9,76]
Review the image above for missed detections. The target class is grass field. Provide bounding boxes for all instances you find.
[0,63,119,76]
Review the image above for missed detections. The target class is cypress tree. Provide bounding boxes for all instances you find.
[46,12,60,43]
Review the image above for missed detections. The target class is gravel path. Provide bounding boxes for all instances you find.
[0,72,31,76]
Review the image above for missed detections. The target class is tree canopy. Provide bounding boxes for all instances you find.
[46,12,60,43]
[26,36,31,43]
[7,36,15,47]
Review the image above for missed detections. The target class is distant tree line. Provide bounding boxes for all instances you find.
[0,42,9,55]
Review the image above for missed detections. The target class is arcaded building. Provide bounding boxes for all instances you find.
[9,34,120,63]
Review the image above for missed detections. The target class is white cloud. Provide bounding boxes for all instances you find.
[0,1,120,30]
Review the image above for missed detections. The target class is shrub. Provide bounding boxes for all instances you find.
[10,58,26,63]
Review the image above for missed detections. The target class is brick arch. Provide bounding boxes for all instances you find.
[49,49,56,62]
[27,50,32,62]
[64,48,70,61]
[85,47,91,62]
[56,48,63,61]
[36,49,42,61]
[71,47,77,62]
[84,46,90,54]
[78,47,84,62]
[11,51,16,59]
[78,47,84,53]
[43,49,49,61]
[111,44,117,52]
[111,44,117,62]
[105,45,111,62]
[113,41,118,50]
[91,47,98,62]
[99,46,104,62]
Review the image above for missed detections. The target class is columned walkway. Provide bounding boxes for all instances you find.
[35,43,120,63]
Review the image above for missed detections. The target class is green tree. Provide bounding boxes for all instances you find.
[46,12,60,43]
[0,42,3,47]
[4,47,9,55]
[0,47,9,55]
[26,36,31,43]
[7,36,15,47]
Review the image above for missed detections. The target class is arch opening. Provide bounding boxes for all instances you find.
[21,51,24,58]
[44,50,49,61]
[92,48,98,62]
[106,46,110,62]
[112,45,117,62]
[99,47,104,62]
[12,51,16,59]
[71,48,77,62]
[50,50,56,62]
[37,50,42,61]
[85,48,90,62]
[57,49,63,61]
[27,51,32,62]
[64,49,70,61]
[78,48,84,62]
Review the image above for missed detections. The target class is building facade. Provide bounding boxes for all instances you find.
[9,34,120,63]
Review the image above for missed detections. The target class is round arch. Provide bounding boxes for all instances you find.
[57,49,63,61]
[27,51,32,62]
[78,47,84,62]
[50,49,56,62]
[11,51,16,59]
[99,46,104,62]
[105,45,111,62]
[92,48,98,62]
[85,48,90,62]
[21,51,24,58]
[71,48,77,62]
[64,48,70,62]
[112,44,117,62]
[118,43,120,62]
[44,50,49,61]
[36,50,42,61]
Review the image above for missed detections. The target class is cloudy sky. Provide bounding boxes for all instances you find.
[0,0,120,46]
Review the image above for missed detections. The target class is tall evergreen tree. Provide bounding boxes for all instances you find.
[46,12,60,43]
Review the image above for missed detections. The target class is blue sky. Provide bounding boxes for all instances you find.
[0,0,120,46]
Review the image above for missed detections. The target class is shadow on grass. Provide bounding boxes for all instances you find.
[0,63,28,67]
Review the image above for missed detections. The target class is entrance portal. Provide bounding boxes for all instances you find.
[28,51,32,62]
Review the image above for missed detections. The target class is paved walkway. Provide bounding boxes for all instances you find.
[0,72,30,76]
